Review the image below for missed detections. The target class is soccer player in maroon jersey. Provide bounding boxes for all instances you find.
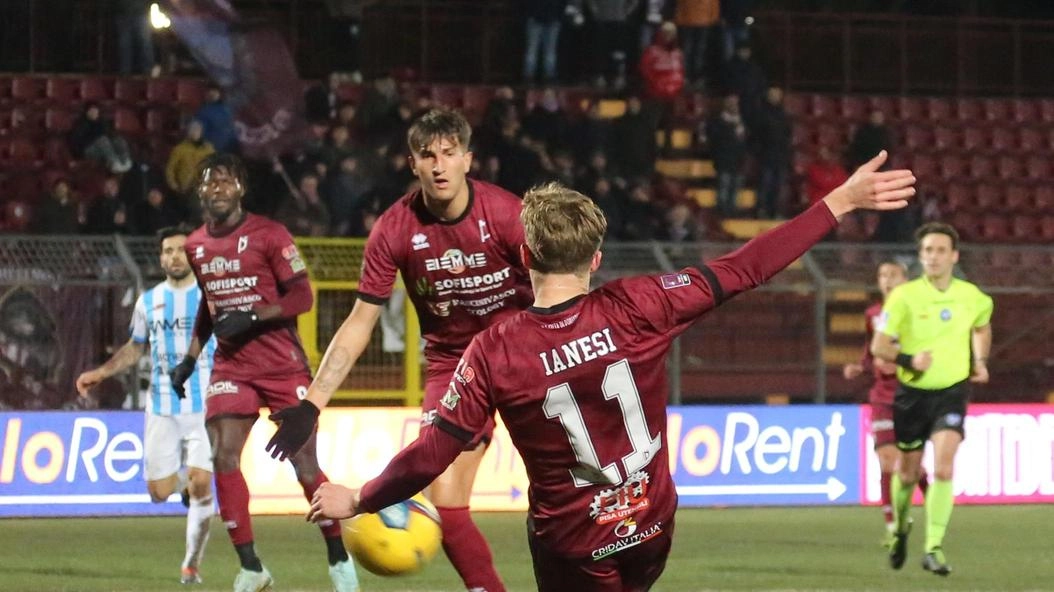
[267,109,530,592]
[843,261,928,545]
[306,151,915,591]
[169,154,359,592]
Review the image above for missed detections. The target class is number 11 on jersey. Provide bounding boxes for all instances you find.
[543,359,662,487]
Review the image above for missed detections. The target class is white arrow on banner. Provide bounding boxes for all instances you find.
[676,476,848,501]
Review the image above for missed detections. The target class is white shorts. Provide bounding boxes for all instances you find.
[143,412,213,482]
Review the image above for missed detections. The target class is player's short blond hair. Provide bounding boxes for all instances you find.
[521,182,607,274]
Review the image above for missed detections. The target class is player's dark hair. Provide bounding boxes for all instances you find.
[522,182,607,274]
[407,108,472,155]
[157,224,193,249]
[196,153,248,193]
[914,222,959,250]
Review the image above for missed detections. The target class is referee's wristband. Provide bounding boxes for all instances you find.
[895,353,914,370]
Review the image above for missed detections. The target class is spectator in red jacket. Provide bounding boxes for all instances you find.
[804,145,850,207]
[639,21,686,102]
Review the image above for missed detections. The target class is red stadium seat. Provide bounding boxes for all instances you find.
[944,182,974,212]
[949,211,981,241]
[1010,214,1039,242]
[1035,185,1054,211]
[932,126,960,151]
[7,172,41,202]
[960,126,987,151]
[114,79,148,104]
[866,95,895,117]
[2,200,33,232]
[989,127,1015,151]
[974,183,1001,211]
[79,77,113,102]
[969,155,995,179]
[1040,216,1054,242]
[113,107,143,135]
[840,96,867,121]
[44,108,74,133]
[979,215,1011,243]
[45,77,78,104]
[791,125,812,148]
[809,94,837,119]
[925,97,952,121]
[3,138,41,166]
[1017,127,1043,152]
[910,154,937,181]
[11,76,44,102]
[815,123,843,148]
[10,107,46,136]
[1038,99,1054,124]
[176,79,205,109]
[1005,184,1032,213]
[938,153,967,180]
[1011,99,1038,124]
[901,124,931,150]
[982,98,1010,122]
[954,98,982,122]
[1024,156,1050,180]
[42,138,73,167]
[146,78,179,104]
[896,97,924,122]
[430,84,464,110]
[996,155,1023,180]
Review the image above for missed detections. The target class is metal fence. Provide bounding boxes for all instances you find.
[0,234,1049,411]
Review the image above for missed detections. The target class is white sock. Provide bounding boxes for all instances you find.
[183,495,213,569]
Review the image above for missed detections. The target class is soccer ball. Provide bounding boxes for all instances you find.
[343,494,442,576]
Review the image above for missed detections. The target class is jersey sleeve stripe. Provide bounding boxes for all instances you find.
[356,291,389,305]
[696,265,725,305]
[432,415,475,443]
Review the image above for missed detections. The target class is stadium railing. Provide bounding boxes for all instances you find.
[0,235,1049,410]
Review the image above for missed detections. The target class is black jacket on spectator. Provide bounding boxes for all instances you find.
[848,123,892,169]
[521,0,568,22]
[706,113,747,173]
[69,116,108,158]
[752,102,792,166]
[86,196,128,234]
[613,110,657,179]
[32,198,81,235]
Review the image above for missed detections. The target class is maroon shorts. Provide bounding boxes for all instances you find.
[204,372,311,420]
[422,354,494,449]
[870,401,896,449]
[528,518,674,592]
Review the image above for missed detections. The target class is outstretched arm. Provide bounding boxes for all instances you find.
[75,339,145,396]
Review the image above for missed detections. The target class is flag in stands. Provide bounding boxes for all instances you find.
[161,0,308,159]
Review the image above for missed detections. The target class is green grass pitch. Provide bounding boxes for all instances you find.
[2,505,1052,591]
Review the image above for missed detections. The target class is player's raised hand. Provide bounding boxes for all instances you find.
[842,362,864,380]
[75,369,103,397]
[308,482,360,522]
[824,151,916,217]
[169,355,197,399]
[266,399,321,461]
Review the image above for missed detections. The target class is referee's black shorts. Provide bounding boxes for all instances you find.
[892,380,969,451]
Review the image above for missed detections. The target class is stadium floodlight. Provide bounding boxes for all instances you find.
[150,3,171,29]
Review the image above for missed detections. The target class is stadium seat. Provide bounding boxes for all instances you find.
[2,200,32,232]
[996,155,1023,180]
[79,77,113,102]
[146,78,179,104]
[113,107,143,135]
[1024,155,1050,180]
[910,154,937,181]
[1005,184,1033,213]
[896,97,924,121]
[1038,99,1054,124]
[1017,127,1043,152]
[969,155,996,179]
[429,84,464,110]
[1040,215,1054,242]
[925,97,952,121]
[1035,185,1054,211]
[1010,214,1039,242]
[44,108,74,133]
[4,138,41,166]
[982,98,1010,122]
[176,79,205,109]
[866,95,895,117]
[11,107,46,136]
[839,95,867,121]
[145,107,181,135]
[1011,99,1038,124]
[974,183,1001,211]
[6,172,41,202]
[11,76,44,102]
[114,79,148,104]
[782,93,807,118]
[954,98,982,122]
[944,182,974,212]
[901,124,931,150]
[979,215,1012,243]
[42,137,72,167]
[938,153,967,180]
[949,211,981,241]
[815,123,842,148]
[989,127,1015,152]
[809,94,837,119]
[791,125,812,148]
[960,126,988,151]
[932,126,960,151]
[45,77,78,104]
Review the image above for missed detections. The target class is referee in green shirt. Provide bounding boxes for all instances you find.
[871,222,993,577]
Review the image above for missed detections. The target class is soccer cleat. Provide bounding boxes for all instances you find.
[328,558,360,592]
[922,548,952,576]
[888,519,912,570]
[180,566,201,584]
[233,566,273,592]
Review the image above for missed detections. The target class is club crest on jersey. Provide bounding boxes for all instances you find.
[440,385,461,410]
[660,273,691,290]
[200,256,241,276]
[237,236,249,253]
[282,245,306,273]
[425,249,487,274]
[412,233,430,250]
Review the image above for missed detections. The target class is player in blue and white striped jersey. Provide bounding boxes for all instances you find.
[77,226,217,585]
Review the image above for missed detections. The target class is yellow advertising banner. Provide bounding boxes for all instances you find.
[242,408,530,514]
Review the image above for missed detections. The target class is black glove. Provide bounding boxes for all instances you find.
[214,310,259,339]
[266,399,321,461]
[169,356,197,399]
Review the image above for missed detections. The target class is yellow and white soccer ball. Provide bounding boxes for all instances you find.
[343,494,442,576]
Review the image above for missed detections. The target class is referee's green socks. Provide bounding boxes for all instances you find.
[924,479,954,552]
[891,473,915,533]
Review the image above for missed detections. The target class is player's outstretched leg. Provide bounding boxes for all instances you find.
[431,445,506,592]
[290,437,360,592]
[181,468,214,584]
[888,472,915,569]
